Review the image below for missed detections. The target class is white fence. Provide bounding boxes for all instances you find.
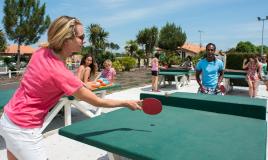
[0,66,25,79]
[0,62,79,79]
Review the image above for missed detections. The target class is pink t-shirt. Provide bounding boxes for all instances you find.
[101,68,116,82]
[4,48,83,128]
[151,58,158,71]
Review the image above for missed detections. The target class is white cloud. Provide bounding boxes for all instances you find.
[93,0,229,27]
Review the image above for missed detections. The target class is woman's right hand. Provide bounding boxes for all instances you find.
[124,100,142,111]
[85,81,98,90]
[199,86,206,93]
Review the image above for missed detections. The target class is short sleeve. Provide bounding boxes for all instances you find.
[196,60,202,71]
[51,69,83,96]
[112,68,116,76]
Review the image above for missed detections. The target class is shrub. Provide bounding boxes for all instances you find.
[112,60,124,71]
[119,57,136,71]
[226,52,259,69]
[159,52,181,67]
[192,51,206,67]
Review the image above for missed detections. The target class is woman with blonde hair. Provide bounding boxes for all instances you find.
[0,16,141,160]
[242,55,262,98]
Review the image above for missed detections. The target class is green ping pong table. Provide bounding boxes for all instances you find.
[0,83,121,132]
[158,69,195,89]
[223,70,247,93]
[59,92,267,160]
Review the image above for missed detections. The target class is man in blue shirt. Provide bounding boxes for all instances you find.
[195,43,224,95]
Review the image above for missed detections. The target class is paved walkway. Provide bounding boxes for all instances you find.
[1,80,267,160]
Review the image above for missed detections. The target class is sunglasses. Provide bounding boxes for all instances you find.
[76,34,85,41]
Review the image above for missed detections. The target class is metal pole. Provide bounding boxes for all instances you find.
[198,30,203,48]
[261,20,264,55]
[257,16,268,55]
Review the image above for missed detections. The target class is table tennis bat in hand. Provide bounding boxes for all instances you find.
[219,85,225,93]
[142,98,162,115]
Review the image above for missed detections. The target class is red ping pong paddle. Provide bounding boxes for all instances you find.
[142,98,162,115]
[219,85,225,93]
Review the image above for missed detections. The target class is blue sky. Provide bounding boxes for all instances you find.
[0,0,268,52]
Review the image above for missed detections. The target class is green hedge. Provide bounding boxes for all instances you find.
[112,60,124,71]
[159,52,182,67]
[113,57,136,71]
[226,52,260,69]
[226,52,261,87]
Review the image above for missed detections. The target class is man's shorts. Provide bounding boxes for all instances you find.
[198,87,224,95]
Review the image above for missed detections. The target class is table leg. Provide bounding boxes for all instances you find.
[107,152,132,160]
[158,75,164,88]
[64,101,72,126]
[41,98,67,132]
[175,75,180,89]
[223,78,231,93]
[95,90,106,115]
[180,75,187,87]
[70,100,96,117]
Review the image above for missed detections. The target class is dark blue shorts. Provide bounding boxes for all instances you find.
[151,71,158,76]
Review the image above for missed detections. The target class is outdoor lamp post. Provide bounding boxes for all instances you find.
[257,16,268,55]
[198,30,203,49]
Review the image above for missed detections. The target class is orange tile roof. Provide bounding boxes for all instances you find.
[156,43,206,54]
[179,43,206,54]
[3,44,36,55]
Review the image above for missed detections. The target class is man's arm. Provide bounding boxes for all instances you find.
[217,70,224,87]
[195,70,203,88]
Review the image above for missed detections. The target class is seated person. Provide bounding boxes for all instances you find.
[100,59,116,83]
[77,54,100,90]
[181,56,194,70]
[77,54,97,83]
[181,56,194,83]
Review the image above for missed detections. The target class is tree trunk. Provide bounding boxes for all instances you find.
[137,57,141,68]
[16,43,21,71]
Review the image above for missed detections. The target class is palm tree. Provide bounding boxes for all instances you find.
[136,49,145,68]
[136,26,158,67]
[87,24,109,55]
[125,40,138,57]
[109,42,120,51]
